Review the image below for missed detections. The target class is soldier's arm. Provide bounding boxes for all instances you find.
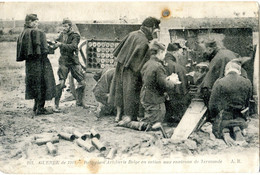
[209,80,222,118]
[246,79,253,108]
[55,33,62,42]
[59,33,80,52]
[156,66,168,91]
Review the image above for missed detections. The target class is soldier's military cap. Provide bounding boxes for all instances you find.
[149,40,165,51]
[167,43,181,51]
[205,39,217,48]
[62,18,72,26]
[25,14,38,22]
[142,17,160,28]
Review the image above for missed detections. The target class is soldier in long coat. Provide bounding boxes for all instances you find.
[109,17,160,123]
[16,14,56,115]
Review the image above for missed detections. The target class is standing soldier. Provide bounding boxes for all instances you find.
[16,14,56,115]
[109,17,161,123]
[54,19,86,111]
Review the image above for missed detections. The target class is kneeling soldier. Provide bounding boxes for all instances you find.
[209,60,252,146]
[140,40,179,129]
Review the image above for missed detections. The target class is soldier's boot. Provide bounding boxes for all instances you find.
[124,121,148,131]
[222,128,235,146]
[54,84,63,112]
[233,126,247,146]
[115,106,122,122]
[75,85,85,107]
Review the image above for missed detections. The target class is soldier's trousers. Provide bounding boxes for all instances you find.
[212,110,248,139]
[141,102,166,125]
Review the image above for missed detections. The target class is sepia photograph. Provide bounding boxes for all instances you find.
[0,1,259,173]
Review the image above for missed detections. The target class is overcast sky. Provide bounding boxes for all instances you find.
[0,1,258,22]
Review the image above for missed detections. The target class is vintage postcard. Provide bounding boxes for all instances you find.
[0,1,259,174]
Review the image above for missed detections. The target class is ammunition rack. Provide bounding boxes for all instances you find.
[85,39,120,71]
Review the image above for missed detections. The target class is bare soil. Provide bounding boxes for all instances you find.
[0,42,258,173]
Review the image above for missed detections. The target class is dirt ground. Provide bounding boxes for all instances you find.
[0,42,259,173]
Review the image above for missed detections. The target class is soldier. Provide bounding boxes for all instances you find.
[93,68,116,117]
[140,40,178,128]
[53,19,86,111]
[199,39,239,106]
[16,14,56,115]
[164,43,190,123]
[109,17,161,123]
[209,60,252,146]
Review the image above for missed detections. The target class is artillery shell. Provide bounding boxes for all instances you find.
[88,47,93,52]
[92,42,97,47]
[73,130,83,139]
[76,139,95,152]
[46,142,57,155]
[105,53,110,58]
[97,48,101,53]
[105,42,110,48]
[33,133,55,140]
[125,121,147,131]
[106,148,117,159]
[101,64,105,68]
[88,53,93,57]
[105,48,110,53]
[88,42,93,47]
[97,42,101,48]
[58,132,75,141]
[81,132,91,140]
[35,136,59,146]
[101,42,106,48]
[96,58,101,63]
[109,43,114,48]
[91,138,106,151]
[101,53,105,58]
[110,59,114,64]
[101,48,106,52]
[97,53,101,58]
[90,129,100,139]
[109,48,114,53]
[109,54,114,59]
[101,59,105,64]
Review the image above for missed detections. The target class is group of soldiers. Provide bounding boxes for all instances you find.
[17,14,253,145]
[17,14,86,115]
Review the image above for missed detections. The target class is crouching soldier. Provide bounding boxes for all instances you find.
[93,68,116,117]
[209,60,252,146]
[53,19,86,111]
[164,43,190,123]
